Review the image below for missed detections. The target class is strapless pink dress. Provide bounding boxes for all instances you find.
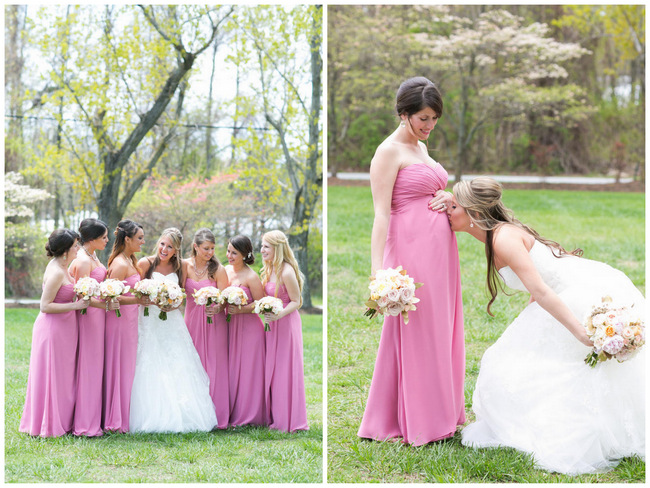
[264,282,308,432]
[20,283,78,437]
[228,285,266,426]
[358,162,466,445]
[103,273,140,432]
[184,278,230,429]
[73,265,107,436]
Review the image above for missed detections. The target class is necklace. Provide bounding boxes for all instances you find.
[83,245,99,262]
[193,258,209,278]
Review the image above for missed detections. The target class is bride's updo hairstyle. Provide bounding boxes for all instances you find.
[145,227,184,280]
[191,228,222,281]
[454,176,582,315]
[107,219,143,269]
[260,230,304,306]
[395,77,443,119]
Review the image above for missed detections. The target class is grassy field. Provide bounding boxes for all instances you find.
[5,311,323,483]
[328,185,645,483]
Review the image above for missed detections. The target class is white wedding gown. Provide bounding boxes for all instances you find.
[129,272,218,433]
[461,241,645,474]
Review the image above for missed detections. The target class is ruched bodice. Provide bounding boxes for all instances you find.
[391,163,447,213]
[53,283,76,303]
[264,282,291,307]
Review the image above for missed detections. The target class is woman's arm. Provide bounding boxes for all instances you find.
[494,228,592,347]
[265,264,301,321]
[40,269,88,314]
[370,146,400,275]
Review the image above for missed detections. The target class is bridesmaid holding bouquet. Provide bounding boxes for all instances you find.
[183,228,231,429]
[20,229,88,437]
[103,220,145,433]
[225,235,267,426]
[260,230,308,432]
[69,218,113,436]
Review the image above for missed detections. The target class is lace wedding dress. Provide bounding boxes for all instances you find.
[129,272,217,433]
[461,241,645,474]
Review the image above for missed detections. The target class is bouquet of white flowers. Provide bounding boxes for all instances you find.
[253,296,284,331]
[73,277,101,315]
[154,281,186,321]
[364,266,422,325]
[99,279,131,318]
[192,286,222,324]
[583,296,645,367]
[133,278,160,317]
[221,286,249,323]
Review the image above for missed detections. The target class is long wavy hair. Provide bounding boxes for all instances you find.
[144,228,184,280]
[260,230,304,306]
[107,219,143,270]
[191,228,222,282]
[453,176,582,315]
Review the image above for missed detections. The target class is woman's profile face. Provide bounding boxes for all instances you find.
[446,195,472,232]
[402,107,439,140]
[227,243,243,266]
[91,230,109,251]
[260,239,275,263]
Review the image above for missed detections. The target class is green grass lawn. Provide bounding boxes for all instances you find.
[5,311,323,483]
[327,185,645,483]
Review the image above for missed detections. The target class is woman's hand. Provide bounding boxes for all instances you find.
[159,303,174,313]
[138,296,153,306]
[206,303,223,316]
[428,189,452,213]
[227,304,243,315]
[576,330,594,348]
[264,312,280,322]
[107,299,120,311]
[76,297,90,311]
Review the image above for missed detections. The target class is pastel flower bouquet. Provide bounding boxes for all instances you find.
[192,286,222,324]
[73,277,101,315]
[99,279,131,317]
[364,266,423,325]
[154,281,186,320]
[583,296,645,367]
[253,296,284,331]
[133,278,161,317]
[221,286,249,323]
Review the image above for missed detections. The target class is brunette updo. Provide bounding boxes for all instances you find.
[45,229,80,258]
[229,235,255,265]
[78,218,108,244]
[395,77,443,118]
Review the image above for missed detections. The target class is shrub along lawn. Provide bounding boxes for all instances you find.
[328,185,644,483]
[5,310,323,483]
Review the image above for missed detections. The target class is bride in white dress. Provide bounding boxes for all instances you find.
[443,177,644,474]
[130,228,217,433]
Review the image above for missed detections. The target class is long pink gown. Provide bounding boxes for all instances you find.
[73,265,106,436]
[228,285,266,426]
[264,282,309,432]
[184,278,230,429]
[103,273,140,432]
[357,162,466,446]
[19,284,78,437]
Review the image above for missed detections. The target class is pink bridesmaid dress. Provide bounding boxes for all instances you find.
[228,285,266,426]
[102,273,140,432]
[264,282,308,432]
[358,162,466,446]
[184,278,230,429]
[19,284,78,437]
[73,265,107,436]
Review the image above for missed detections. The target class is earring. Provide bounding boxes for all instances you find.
[470,222,474,228]
[400,120,406,128]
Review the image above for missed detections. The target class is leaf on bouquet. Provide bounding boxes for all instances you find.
[414,282,424,289]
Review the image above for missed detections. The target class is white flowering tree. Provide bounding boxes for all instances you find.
[5,172,52,296]
[412,8,593,180]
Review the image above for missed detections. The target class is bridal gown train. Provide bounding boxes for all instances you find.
[461,241,645,474]
[129,272,217,433]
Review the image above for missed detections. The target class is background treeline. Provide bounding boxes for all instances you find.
[328,5,644,181]
[5,5,322,303]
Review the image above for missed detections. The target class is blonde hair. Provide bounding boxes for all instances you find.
[145,227,184,280]
[453,176,582,315]
[260,230,304,306]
